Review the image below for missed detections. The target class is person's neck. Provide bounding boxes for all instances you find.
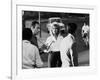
[60,33,67,38]
[53,34,59,40]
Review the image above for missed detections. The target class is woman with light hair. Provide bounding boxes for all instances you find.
[44,22,63,67]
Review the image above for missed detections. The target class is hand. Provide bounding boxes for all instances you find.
[40,44,48,50]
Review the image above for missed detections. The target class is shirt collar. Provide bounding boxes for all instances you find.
[23,40,30,43]
[68,33,75,42]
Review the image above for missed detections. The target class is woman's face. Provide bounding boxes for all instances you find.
[52,26,59,35]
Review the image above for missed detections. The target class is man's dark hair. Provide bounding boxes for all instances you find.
[31,21,39,28]
[22,28,32,41]
[67,23,77,34]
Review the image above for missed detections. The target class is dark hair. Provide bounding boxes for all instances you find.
[31,21,39,28]
[67,23,77,34]
[22,28,32,40]
[54,24,60,29]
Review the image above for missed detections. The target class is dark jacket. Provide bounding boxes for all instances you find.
[30,35,38,48]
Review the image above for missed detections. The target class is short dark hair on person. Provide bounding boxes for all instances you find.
[31,21,39,28]
[67,23,77,34]
[22,28,32,40]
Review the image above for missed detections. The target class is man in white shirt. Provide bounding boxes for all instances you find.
[22,28,43,69]
[60,23,78,67]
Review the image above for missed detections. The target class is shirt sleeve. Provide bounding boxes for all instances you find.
[45,37,51,46]
[44,36,53,52]
[35,47,43,68]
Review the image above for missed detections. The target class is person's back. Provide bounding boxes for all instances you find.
[22,40,43,69]
[23,40,36,68]
[22,28,43,69]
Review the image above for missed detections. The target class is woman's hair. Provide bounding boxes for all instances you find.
[22,28,32,40]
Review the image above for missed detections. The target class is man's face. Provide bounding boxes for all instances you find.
[31,24,40,35]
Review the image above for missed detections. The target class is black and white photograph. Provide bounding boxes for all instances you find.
[11,3,97,79]
[22,11,90,69]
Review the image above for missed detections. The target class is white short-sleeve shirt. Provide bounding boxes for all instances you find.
[60,34,75,67]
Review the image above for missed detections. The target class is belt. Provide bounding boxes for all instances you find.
[49,51,60,54]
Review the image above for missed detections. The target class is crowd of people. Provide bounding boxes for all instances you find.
[22,20,79,69]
